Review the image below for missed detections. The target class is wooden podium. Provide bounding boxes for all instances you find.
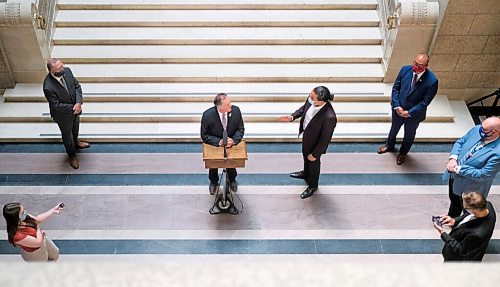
[202,140,248,169]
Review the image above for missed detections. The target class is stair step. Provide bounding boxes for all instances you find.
[53,27,382,45]
[52,45,383,64]
[0,96,454,123]
[60,63,385,83]
[57,0,378,10]
[56,10,379,27]
[3,83,393,103]
[0,102,474,142]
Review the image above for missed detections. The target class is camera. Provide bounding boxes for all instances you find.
[432,215,443,227]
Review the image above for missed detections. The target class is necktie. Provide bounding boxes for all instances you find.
[221,113,227,130]
[60,77,69,92]
[411,73,418,89]
[459,141,483,165]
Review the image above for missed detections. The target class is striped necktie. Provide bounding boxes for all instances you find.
[221,113,227,130]
[459,141,483,165]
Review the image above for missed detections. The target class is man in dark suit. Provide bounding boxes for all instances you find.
[377,53,439,165]
[201,93,245,195]
[278,86,337,199]
[433,191,496,262]
[43,58,90,169]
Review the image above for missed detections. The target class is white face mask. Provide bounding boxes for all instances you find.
[307,96,314,104]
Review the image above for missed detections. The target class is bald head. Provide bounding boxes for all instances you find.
[481,117,500,141]
[415,53,430,65]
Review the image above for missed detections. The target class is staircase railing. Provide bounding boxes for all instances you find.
[467,88,500,125]
[34,0,57,48]
[377,0,400,71]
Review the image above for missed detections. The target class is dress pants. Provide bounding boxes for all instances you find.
[303,154,321,188]
[20,236,59,262]
[386,110,421,155]
[209,168,237,184]
[54,113,80,157]
[448,178,464,217]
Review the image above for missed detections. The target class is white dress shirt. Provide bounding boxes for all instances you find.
[303,103,325,130]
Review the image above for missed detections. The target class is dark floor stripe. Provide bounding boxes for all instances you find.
[0,173,471,186]
[0,143,454,154]
[0,239,498,255]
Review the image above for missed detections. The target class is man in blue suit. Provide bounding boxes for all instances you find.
[377,54,439,165]
[444,117,500,217]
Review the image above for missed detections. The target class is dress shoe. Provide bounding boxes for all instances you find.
[377,145,394,154]
[76,141,91,149]
[230,181,238,193]
[396,154,407,165]
[69,156,79,169]
[209,183,217,195]
[290,170,306,179]
[300,187,318,199]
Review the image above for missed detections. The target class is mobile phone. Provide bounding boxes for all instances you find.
[59,203,65,208]
[432,215,442,227]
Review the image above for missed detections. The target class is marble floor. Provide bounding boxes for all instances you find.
[0,143,498,263]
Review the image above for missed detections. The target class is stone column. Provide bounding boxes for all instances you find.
[383,0,440,82]
[0,0,51,88]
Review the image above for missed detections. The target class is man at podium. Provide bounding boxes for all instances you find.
[201,93,245,195]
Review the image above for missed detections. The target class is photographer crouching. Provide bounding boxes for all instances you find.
[3,202,64,262]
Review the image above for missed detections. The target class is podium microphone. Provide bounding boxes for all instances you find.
[223,129,228,159]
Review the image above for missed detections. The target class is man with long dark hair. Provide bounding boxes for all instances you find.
[278,86,337,199]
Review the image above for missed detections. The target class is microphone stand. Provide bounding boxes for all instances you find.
[209,129,239,215]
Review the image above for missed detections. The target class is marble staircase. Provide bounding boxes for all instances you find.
[0,0,475,142]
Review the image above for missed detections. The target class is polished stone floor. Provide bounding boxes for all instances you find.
[0,143,498,262]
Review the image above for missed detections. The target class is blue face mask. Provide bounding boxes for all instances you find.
[20,210,27,221]
[479,126,494,140]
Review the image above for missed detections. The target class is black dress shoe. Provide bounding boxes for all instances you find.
[290,170,306,179]
[209,183,217,195]
[396,154,407,165]
[300,187,318,199]
[230,181,238,193]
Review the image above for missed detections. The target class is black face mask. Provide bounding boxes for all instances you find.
[53,70,65,78]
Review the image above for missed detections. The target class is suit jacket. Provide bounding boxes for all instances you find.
[441,201,496,261]
[443,125,500,197]
[200,105,245,147]
[42,67,83,118]
[292,99,337,158]
[391,65,438,122]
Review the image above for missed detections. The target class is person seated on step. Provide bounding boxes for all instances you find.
[277,86,337,199]
[433,191,496,262]
[3,202,64,262]
[201,93,245,195]
[43,58,90,170]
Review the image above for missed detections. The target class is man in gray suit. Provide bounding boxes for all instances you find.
[43,59,90,169]
[444,116,500,217]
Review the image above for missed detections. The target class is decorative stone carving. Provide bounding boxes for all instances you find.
[0,0,36,26]
[399,0,439,26]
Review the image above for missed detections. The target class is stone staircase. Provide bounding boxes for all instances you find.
[0,0,475,142]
